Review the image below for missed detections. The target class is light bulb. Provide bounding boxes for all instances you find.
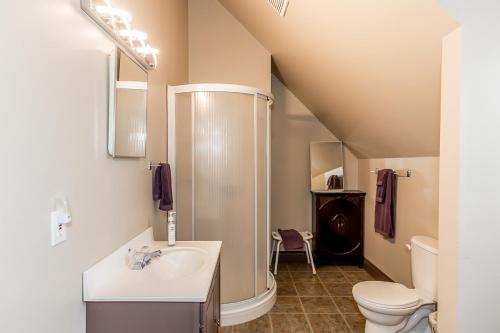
[119,29,148,41]
[136,46,159,55]
[95,5,132,23]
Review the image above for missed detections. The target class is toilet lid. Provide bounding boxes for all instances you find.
[353,281,420,309]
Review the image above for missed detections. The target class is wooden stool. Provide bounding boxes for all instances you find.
[270,231,316,275]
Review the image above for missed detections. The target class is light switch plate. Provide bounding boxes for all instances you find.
[50,213,67,246]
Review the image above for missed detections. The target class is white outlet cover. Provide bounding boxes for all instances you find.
[50,214,67,246]
[50,196,71,246]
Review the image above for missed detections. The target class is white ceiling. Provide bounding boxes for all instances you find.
[219,0,457,158]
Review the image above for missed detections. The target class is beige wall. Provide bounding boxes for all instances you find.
[188,0,271,91]
[436,27,461,333]
[113,0,189,241]
[271,75,358,233]
[358,157,439,286]
[0,1,188,332]
[439,1,500,331]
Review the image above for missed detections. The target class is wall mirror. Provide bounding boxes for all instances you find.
[310,141,344,192]
[108,47,148,157]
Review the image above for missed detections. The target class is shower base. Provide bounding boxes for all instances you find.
[220,272,277,326]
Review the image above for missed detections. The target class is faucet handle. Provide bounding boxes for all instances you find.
[129,248,162,270]
[131,261,146,270]
[149,250,162,258]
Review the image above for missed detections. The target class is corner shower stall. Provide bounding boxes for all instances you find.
[167,84,275,326]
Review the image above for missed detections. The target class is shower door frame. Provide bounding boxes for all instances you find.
[167,83,274,293]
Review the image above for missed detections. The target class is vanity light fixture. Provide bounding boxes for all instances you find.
[81,0,159,69]
[95,5,131,23]
[119,29,148,41]
[136,46,160,56]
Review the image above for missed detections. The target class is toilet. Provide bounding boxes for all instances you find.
[353,236,438,333]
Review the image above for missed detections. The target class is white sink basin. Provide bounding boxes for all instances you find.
[147,247,209,281]
[83,232,222,302]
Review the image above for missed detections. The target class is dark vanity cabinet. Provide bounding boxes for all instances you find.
[86,260,220,333]
[200,261,221,333]
[312,191,366,266]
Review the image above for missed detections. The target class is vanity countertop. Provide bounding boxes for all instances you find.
[83,228,221,303]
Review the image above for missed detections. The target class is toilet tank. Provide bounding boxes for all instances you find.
[410,236,438,302]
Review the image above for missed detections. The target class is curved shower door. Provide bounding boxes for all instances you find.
[168,84,271,305]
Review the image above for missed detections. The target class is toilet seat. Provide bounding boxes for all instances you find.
[353,281,420,311]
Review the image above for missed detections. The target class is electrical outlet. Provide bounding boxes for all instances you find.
[50,215,67,246]
[50,196,71,246]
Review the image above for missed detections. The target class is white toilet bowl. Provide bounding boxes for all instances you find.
[353,281,435,333]
[353,236,438,333]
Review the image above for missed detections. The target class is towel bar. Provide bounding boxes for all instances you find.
[369,169,412,178]
[147,161,164,170]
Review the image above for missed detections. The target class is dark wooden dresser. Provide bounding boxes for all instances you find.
[312,191,366,266]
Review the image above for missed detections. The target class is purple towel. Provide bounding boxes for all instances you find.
[278,229,304,250]
[153,163,173,211]
[374,169,396,238]
[327,175,338,189]
[376,170,388,203]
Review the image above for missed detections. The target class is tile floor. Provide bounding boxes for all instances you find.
[224,256,375,333]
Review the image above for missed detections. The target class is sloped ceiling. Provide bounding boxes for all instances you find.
[218,0,457,158]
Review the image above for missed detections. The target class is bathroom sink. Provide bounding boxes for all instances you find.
[83,236,221,302]
[147,247,209,281]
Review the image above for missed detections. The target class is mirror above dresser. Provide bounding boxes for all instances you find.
[310,141,344,192]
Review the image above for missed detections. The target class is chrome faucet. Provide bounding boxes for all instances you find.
[130,247,162,270]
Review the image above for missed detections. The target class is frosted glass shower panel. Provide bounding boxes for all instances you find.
[173,93,193,241]
[193,92,256,303]
[169,85,272,308]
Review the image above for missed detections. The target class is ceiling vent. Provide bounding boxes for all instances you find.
[267,0,289,17]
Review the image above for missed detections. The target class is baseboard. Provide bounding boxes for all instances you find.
[271,251,394,282]
[363,258,393,282]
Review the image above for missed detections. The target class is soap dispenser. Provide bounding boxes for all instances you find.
[167,211,176,246]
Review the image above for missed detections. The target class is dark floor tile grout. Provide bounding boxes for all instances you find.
[300,302,315,332]
[316,268,354,333]
[268,313,274,333]
[273,311,348,315]
[229,262,373,332]
[293,273,314,332]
